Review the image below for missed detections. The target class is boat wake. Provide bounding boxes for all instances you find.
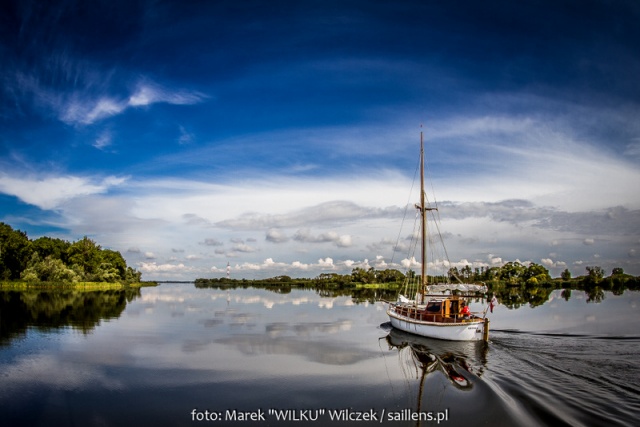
[379,323,638,426]
[485,330,640,427]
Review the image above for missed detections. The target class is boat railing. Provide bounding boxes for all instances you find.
[391,304,480,323]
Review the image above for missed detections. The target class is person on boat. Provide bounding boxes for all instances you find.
[461,304,471,319]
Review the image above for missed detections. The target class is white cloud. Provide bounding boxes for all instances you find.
[232,243,258,253]
[225,257,349,275]
[318,257,335,268]
[128,83,205,107]
[489,255,503,265]
[0,173,126,210]
[291,261,309,270]
[400,256,420,269]
[293,228,353,248]
[63,97,126,125]
[138,262,192,273]
[542,258,559,268]
[266,228,289,243]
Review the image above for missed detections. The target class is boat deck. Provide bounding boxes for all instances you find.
[390,303,483,324]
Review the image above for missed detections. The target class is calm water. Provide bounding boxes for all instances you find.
[1,284,638,427]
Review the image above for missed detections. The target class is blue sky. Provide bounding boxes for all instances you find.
[1,0,639,280]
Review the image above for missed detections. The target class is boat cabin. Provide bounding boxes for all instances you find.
[425,297,466,321]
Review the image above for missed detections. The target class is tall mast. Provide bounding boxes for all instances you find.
[420,131,427,289]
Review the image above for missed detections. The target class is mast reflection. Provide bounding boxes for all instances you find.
[382,326,488,426]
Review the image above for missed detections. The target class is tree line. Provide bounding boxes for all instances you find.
[314,262,638,289]
[0,222,141,283]
[197,261,639,295]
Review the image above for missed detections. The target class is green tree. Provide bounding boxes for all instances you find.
[94,262,120,282]
[500,261,525,284]
[100,249,127,280]
[522,263,551,287]
[67,237,102,280]
[377,269,404,283]
[21,253,78,282]
[0,222,143,283]
[585,266,604,284]
[32,236,71,264]
[523,263,550,281]
[124,266,142,282]
[561,268,572,281]
[0,223,33,280]
[351,267,375,284]
[461,265,473,280]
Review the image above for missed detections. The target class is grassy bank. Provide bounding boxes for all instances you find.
[0,281,158,291]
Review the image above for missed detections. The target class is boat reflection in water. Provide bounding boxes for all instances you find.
[383,324,488,387]
[381,323,489,426]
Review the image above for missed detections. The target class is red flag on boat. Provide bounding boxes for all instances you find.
[490,296,498,313]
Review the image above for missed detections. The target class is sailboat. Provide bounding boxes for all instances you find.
[387,131,490,342]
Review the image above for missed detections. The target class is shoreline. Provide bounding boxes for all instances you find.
[0,281,158,291]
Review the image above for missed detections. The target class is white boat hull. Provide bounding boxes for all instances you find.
[387,306,486,341]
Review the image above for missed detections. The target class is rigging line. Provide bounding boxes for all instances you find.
[428,209,461,283]
[390,153,421,266]
[401,212,421,298]
[378,336,398,402]
[403,347,418,404]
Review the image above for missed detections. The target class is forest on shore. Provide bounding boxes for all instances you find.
[196,261,640,307]
[0,222,142,284]
[196,262,640,292]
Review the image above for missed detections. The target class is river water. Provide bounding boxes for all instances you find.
[1,283,638,426]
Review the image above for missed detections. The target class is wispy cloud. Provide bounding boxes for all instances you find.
[62,96,125,125]
[61,82,206,125]
[11,67,207,126]
[93,130,113,150]
[177,126,194,145]
[128,83,206,107]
